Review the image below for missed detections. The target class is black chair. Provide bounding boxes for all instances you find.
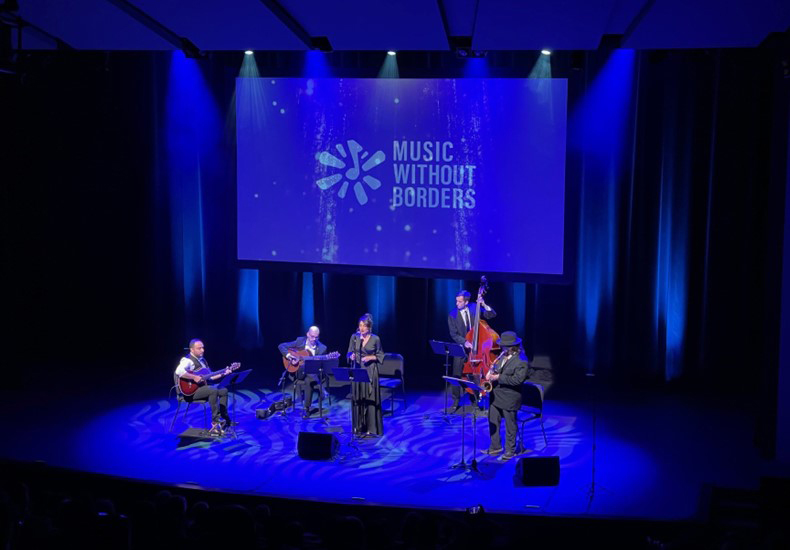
[379,353,405,415]
[169,373,210,432]
[515,382,548,453]
[288,368,332,415]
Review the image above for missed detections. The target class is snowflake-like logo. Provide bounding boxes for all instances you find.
[315,139,386,205]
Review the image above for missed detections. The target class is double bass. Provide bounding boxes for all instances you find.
[462,276,500,398]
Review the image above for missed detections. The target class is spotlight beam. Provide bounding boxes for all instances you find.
[258,0,313,50]
[105,0,201,58]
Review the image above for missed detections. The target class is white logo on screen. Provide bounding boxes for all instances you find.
[315,139,386,205]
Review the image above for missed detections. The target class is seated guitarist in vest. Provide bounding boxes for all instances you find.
[278,326,328,419]
[175,339,233,433]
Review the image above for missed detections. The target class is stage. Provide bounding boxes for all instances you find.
[1,377,774,521]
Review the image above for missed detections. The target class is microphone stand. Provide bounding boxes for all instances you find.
[351,333,364,436]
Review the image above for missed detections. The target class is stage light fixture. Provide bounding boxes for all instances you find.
[450,36,485,59]
[598,34,623,51]
[244,50,253,56]
[456,48,486,59]
[309,36,333,52]
[541,49,551,56]
[387,50,396,56]
[179,37,203,59]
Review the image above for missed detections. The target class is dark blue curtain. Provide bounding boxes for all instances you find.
[3,48,786,398]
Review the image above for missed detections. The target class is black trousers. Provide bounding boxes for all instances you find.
[488,404,517,454]
[191,385,229,423]
[295,373,325,409]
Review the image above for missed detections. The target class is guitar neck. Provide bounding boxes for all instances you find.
[202,368,229,377]
[193,363,239,378]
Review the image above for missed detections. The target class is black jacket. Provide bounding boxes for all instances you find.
[347,333,384,366]
[448,303,496,345]
[278,336,327,357]
[490,352,528,411]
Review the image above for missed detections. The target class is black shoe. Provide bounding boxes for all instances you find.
[302,410,310,419]
[481,448,503,456]
[450,403,461,413]
[221,418,236,430]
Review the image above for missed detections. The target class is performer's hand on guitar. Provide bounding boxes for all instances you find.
[219,363,241,377]
[194,375,204,383]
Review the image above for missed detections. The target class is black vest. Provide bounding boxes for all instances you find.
[187,354,208,372]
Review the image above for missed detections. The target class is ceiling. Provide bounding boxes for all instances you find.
[3,0,789,53]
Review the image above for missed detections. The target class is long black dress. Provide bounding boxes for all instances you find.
[347,333,384,436]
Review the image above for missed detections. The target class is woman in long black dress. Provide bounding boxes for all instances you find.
[346,313,384,436]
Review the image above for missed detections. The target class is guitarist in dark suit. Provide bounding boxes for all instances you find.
[278,326,328,418]
[481,331,529,460]
[447,290,496,412]
[175,339,232,432]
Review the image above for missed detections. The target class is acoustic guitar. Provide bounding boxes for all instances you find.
[282,349,340,373]
[179,362,241,397]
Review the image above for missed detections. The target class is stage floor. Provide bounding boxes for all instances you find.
[1,382,774,520]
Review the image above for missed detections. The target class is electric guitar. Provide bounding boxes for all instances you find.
[282,349,340,373]
[179,362,241,397]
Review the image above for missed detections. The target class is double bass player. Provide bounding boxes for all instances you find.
[447,289,496,413]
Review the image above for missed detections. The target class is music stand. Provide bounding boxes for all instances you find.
[429,340,466,419]
[217,368,251,438]
[443,376,484,474]
[304,358,337,421]
[333,367,371,445]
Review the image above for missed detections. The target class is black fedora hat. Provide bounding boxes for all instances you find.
[497,331,522,347]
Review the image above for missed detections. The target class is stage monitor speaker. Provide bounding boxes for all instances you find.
[297,432,339,460]
[514,456,560,486]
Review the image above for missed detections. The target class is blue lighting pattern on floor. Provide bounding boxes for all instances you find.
[2,387,764,520]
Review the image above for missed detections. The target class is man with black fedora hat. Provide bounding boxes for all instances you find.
[482,330,528,460]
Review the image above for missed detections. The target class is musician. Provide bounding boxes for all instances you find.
[346,313,384,436]
[174,339,232,432]
[278,326,328,419]
[482,331,528,460]
[447,289,496,412]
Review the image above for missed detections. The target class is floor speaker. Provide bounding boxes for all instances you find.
[514,456,560,486]
[297,432,339,460]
